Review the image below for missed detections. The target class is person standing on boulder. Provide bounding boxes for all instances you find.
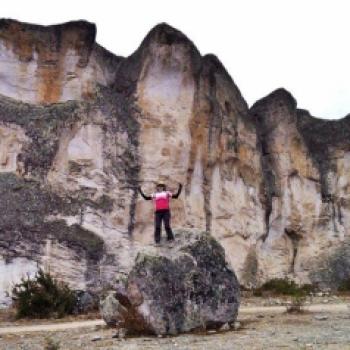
[138,183,182,244]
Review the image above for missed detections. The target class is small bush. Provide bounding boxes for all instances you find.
[286,295,307,313]
[12,269,75,319]
[338,278,350,292]
[254,278,314,297]
[44,337,60,350]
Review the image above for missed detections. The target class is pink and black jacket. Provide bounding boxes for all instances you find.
[138,184,182,212]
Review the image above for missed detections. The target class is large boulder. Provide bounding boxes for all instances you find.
[100,230,240,335]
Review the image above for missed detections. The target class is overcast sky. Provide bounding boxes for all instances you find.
[2,0,349,119]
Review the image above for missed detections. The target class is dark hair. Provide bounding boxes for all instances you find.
[156,183,166,191]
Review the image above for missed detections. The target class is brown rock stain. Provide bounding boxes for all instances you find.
[0,20,95,103]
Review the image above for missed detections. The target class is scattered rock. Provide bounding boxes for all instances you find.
[112,328,127,339]
[232,321,241,330]
[91,335,102,342]
[100,291,128,327]
[220,323,230,331]
[314,315,328,321]
[73,290,98,314]
[118,328,127,339]
[322,299,329,304]
[257,314,265,318]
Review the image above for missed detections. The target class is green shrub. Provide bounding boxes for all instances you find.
[12,269,75,319]
[254,278,314,297]
[338,278,350,292]
[286,295,307,313]
[44,337,60,350]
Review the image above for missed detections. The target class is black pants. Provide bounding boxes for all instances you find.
[154,210,174,243]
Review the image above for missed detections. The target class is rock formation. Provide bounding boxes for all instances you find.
[0,19,349,303]
[100,230,240,335]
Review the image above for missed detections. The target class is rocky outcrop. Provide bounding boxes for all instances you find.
[100,230,240,335]
[251,89,350,288]
[0,19,349,301]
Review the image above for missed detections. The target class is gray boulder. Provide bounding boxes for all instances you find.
[73,290,98,314]
[100,230,240,335]
[100,291,128,327]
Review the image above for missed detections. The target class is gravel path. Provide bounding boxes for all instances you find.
[0,303,348,335]
[1,303,350,349]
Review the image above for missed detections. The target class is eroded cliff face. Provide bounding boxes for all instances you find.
[251,90,350,288]
[0,19,120,104]
[0,19,349,302]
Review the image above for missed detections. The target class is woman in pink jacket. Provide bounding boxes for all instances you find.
[138,183,182,244]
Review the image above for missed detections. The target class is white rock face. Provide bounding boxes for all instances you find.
[252,91,350,286]
[134,37,196,243]
[0,257,38,307]
[48,124,104,191]
[0,20,349,304]
[0,20,117,104]
[0,123,28,173]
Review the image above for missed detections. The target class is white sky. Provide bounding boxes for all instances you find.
[2,0,349,119]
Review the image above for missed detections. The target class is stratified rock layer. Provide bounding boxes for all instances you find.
[0,19,349,300]
[101,230,240,335]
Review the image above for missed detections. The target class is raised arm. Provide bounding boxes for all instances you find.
[172,183,183,199]
[138,186,152,200]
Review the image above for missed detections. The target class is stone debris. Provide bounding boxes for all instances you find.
[232,321,242,330]
[117,328,127,339]
[91,335,102,341]
[220,323,230,331]
[100,291,128,327]
[314,315,328,321]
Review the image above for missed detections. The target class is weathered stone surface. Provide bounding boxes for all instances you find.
[0,19,121,104]
[101,230,240,335]
[251,89,350,288]
[73,290,98,314]
[0,19,349,302]
[100,291,128,327]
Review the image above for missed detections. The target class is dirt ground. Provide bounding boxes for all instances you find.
[1,295,350,350]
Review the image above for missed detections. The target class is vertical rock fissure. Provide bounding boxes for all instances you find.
[253,113,275,242]
[96,86,141,236]
[204,63,223,233]
[122,99,140,236]
[285,229,301,274]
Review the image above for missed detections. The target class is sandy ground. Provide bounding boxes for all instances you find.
[0,297,350,349]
